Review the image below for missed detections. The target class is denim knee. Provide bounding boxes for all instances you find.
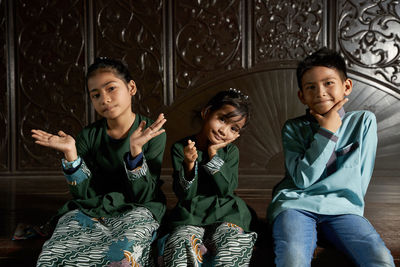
[275,241,312,267]
[363,243,395,267]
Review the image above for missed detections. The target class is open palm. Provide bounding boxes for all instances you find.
[129,113,166,157]
[31,129,76,154]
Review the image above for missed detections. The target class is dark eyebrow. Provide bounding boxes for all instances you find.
[303,82,314,86]
[223,116,244,129]
[89,81,116,93]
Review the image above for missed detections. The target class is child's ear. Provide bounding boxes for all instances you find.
[128,80,137,96]
[344,78,353,96]
[297,90,307,105]
[201,106,210,119]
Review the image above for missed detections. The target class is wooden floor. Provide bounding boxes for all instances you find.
[0,174,399,266]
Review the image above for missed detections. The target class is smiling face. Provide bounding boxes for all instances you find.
[298,66,352,115]
[201,104,246,145]
[87,70,137,120]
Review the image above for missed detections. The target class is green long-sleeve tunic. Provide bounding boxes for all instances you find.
[168,136,252,231]
[56,114,166,222]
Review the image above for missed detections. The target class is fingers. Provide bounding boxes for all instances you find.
[58,130,67,137]
[147,113,166,133]
[185,140,197,152]
[143,114,167,139]
[309,109,323,121]
[138,121,147,131]
[149,128,165,138]
[187,139,196,149]
[184,139,198,162]
[31,130,52,147]
[331,98,349,112]
[31,129,52,138]
[31,129,51,142]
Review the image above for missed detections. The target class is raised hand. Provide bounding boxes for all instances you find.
[129,113,166,157]
[31,129,77,162]
[208,135,239,159]
[310,98,348,133]
[183,139,198,173]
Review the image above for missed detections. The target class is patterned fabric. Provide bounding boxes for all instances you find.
[178,161,197,190]
[37,207,159,267]
[162,223,257,267]
[63,158,91,186]
[125,156,149,181]
[203,155,224,175]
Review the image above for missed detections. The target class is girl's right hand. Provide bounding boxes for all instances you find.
[208,135,239,159]
[183,139,198,173]
[31,129,78,162]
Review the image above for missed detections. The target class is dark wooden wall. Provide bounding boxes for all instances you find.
[0,1,400,265]
[1,0,399,177]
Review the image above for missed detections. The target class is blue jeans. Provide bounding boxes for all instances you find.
[272,209,395,267]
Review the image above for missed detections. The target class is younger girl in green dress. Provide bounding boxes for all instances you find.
[32,58,166,266]
[161,89,257,266]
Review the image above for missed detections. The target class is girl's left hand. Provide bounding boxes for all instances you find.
[208,135,239,159]
[129,113,166,157]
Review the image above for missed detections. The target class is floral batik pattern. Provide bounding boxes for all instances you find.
[161,223,257,267]
[36,207,159,267]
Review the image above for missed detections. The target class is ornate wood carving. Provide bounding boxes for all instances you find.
[94,0,164,117]
[348,77,400,173]
[254,0,325,64]
[0,0,8,171]
[174,0,243,95]
[338,0,400,89]
[16,0,86,170]
[0,0,399,176]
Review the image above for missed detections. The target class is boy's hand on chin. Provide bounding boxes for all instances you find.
[310,98,348,133]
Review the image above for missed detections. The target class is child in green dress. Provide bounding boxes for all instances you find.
[161,89,257,266]
[32,57,166,266]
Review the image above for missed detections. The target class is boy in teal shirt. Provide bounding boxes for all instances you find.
[267,48,394,266]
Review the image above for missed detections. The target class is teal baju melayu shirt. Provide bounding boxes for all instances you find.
[267,109,377,224]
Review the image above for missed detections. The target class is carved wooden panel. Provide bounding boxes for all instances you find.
[15,0,86,171]
[254,0,325,65]
[173,0,244,96]
[94,0,164,117]
[348,77,400,174]
[0,0,8,171]
[0,0,398,176]
[338,0,400,91]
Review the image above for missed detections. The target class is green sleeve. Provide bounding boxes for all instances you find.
[204,144,239,197]
[125,131,166,204]
[171,142,199,200]
[65,130,94,199]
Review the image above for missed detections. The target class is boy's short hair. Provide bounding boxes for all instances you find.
[296,47,348,90]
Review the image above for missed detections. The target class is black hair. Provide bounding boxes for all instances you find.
[296,47,348,90]
[204,88,251,128]
[86,57,133,86]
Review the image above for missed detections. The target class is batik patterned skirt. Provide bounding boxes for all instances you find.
[161,223,257,267]
[36,207,159,267]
